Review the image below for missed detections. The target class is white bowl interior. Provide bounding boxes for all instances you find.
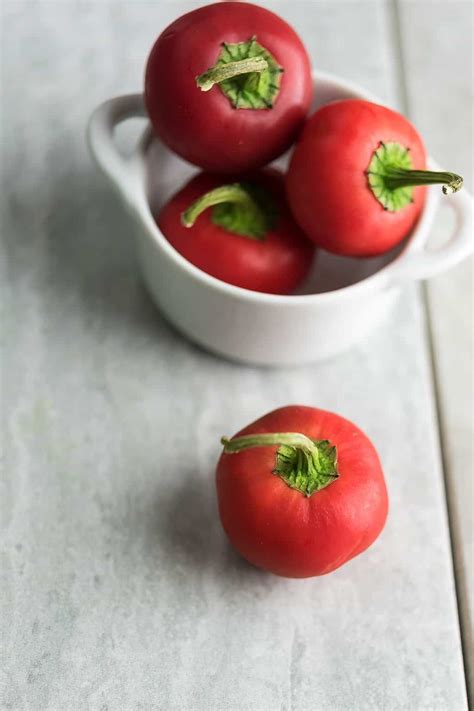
[145,76,409,295]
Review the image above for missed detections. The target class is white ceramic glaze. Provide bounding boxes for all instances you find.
[87,72,473,365]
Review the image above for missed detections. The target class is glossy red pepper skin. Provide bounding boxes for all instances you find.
[156,170,315,295]
[286,100,427,257]
[216,405,388,578]
[145,2,313,173]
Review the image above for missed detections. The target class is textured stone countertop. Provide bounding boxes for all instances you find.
[2,2,472,709]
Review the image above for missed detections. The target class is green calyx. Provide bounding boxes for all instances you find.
[367,141,464,212]
[221,432,339,497]
[181,182,277,240]
[196,36,283,110]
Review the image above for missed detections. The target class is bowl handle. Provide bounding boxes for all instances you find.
[389,187,473,284]
[86,94,147,209]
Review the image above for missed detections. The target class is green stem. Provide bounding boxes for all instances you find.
[221,432,318,455]
[382,168,463,195]
[196,57,268,92]
[221,432,340,497]
[181,183,272,240]
[181,184,261,228]
[367,142,464,211]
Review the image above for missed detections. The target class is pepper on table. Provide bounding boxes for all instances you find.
[216,405,388,577]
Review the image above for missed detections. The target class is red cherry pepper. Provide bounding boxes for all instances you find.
[145,2,312,173]
[157,170,314,295]
[286,99,463,257]
[216,405,388,577]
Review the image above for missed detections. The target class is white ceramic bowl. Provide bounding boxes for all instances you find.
[87,72,473,366]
